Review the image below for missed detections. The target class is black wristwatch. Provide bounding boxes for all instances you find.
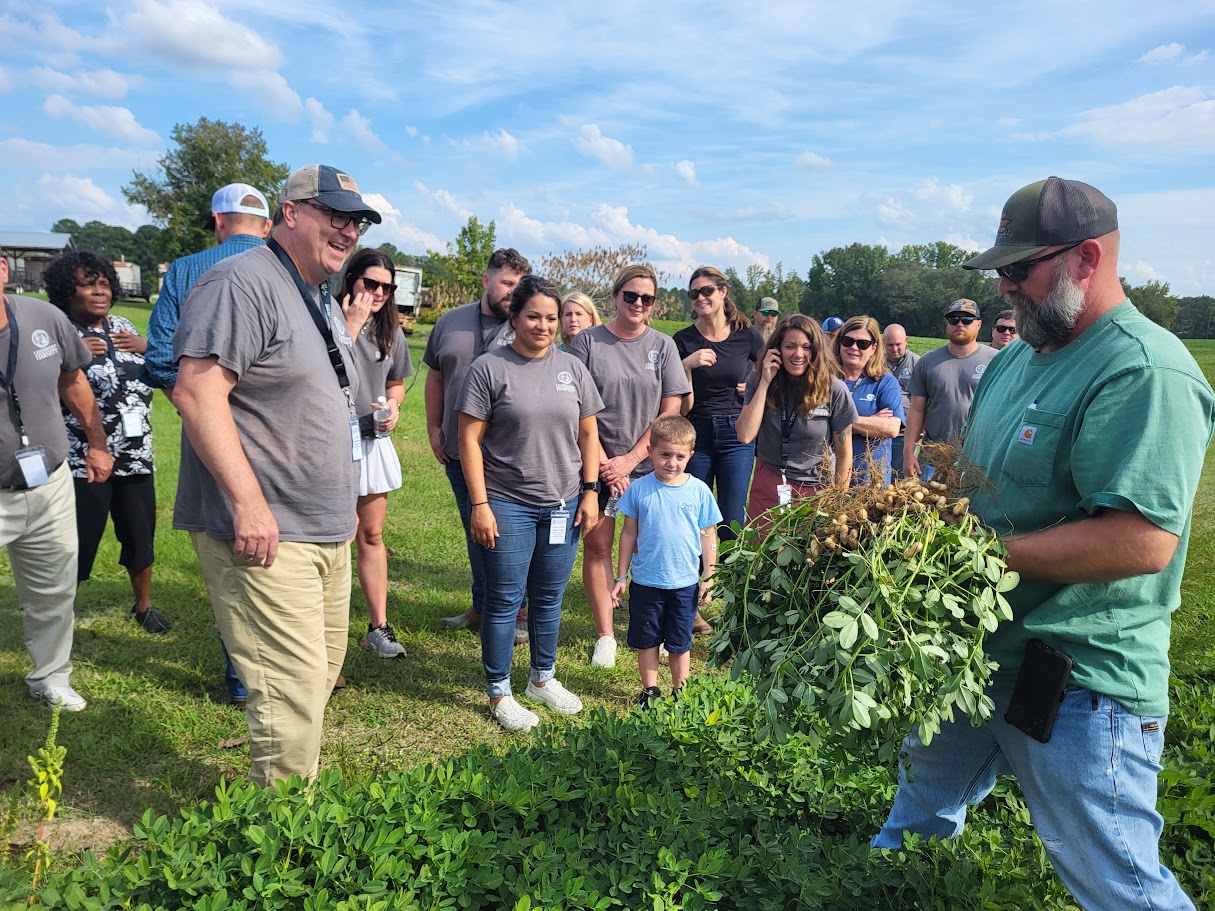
[581,481,602,493]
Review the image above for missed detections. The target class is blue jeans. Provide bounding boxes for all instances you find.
[686,411,755,540]
[445,460,486,615]
[872,683,1194,911]
[221,636,247,703]
[475,494,580,698]
[890,435,906,480]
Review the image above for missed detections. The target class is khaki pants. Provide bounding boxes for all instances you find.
[1,462,79,692]
[191,532,350,787]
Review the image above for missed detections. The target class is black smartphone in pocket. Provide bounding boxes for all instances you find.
[1004,638,1074,743]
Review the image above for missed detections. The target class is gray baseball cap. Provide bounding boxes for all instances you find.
[281,165,381,223]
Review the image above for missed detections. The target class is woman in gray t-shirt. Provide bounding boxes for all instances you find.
[457,275,604,733]
[737,314,856,524]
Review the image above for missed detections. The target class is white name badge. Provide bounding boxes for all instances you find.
[777,484,793,506]
[15,445,50,488]
[120,409,144,439]
[549,506,570,544]
[349,414,364,462]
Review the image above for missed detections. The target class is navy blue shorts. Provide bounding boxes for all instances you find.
[626,581,699,654]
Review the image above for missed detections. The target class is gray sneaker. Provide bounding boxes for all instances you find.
[30,684,87,712]
[490,695,539,732]
[361,622,406,659]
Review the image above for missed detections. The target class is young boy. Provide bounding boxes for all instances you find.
[609,415,722,707]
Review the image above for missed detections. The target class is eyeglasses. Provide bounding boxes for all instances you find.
[620,290,656,307]
[839,336,874,350]
[358,277,396,294]
[994,324,1017,334]
[759,309,779,317]
[297,199,373,236]
[687,285,719,301]
[946,315,978,325]
[995,241,1082,283]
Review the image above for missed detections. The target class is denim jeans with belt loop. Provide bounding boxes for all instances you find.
[686,411,755,540]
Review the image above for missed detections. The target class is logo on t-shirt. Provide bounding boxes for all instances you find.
[31,329,59,361]
[972,363,987,381]
[497,330,515,346]
[1017,425,1037,445]
[646,350,660,371]
[556,370,576,393]
[861,393,875,401]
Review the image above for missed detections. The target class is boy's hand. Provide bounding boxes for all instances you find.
[698,578,714,604]
[610,579,626,607]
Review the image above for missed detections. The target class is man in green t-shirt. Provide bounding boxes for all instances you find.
[872,177,1212,911]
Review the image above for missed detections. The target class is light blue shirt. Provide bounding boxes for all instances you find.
[617,471,722,589]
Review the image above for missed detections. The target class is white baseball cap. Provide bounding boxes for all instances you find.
[206,183,270,229]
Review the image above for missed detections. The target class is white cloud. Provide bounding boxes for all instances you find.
[361,192,443,253]
[120,0,283,70]
[1061,85,1215,147]
[34,174,149,228]
[1137,43,1209,65]
[572,124,633,171]
[413,182,473,221]
[227,71,302,119]
[674,160,698,187]
[305,98,336,142]
[483,129,520,161]
[1121,259,1161,283]
[303,100,392,155]
[795,151,833,170]
[27,66,134,100]
[42,94,160,144]
[911,177,972,213]
[876,196,912,226]
[341,109,388,154]
[404,125,431,143]
[0,138,148,171]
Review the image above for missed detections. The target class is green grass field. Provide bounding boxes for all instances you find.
[1,306,1212,857]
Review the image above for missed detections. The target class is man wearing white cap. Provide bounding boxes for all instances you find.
[140,181,271,709]
[173,165,380,786]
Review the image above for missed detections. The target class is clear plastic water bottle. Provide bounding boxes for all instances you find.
[603,490,621,518]
[373,396,391,438]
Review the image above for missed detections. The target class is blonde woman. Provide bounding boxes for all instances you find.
[833,315,904,485]
[559,291,601,349]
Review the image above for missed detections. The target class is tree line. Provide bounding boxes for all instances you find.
[38,115,1206,338]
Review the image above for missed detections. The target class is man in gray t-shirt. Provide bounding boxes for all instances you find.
[1,267,113,712]
[903,299,997,478]
[423,248,531,633]
[883,322,919,479]
[173,164,381,788]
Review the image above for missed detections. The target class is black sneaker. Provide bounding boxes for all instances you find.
[132,606,172,634]
[637,686,663,710]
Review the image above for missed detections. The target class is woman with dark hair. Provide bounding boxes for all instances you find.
[833,315,904,485]
[457,274,604,732]
[737,314,856,521]
[44,250,169,633]
[337,249,413,659]
[568,265,689,668]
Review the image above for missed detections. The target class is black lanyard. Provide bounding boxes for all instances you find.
[475,307,506,358]
[266,238,352,406]
[0,298,28,438]
[779,403,798,473]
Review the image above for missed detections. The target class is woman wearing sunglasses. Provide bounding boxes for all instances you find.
[567,266,689,667]
[834,315,905,485]
[737,314,856,522]
[338,249,413,660]
[558,291,601,350]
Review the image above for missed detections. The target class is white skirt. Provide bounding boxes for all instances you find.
[359,436,403,496]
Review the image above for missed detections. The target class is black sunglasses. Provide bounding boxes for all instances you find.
[298,199,373,236]
[994,324,1017,333]
[620,290,656,306]
[946,315,979,325]
[359,277,396,294]
[839,336,874,350]
[995,241,1082,283]
[687,285,719,301]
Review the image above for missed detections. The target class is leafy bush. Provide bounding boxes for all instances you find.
[7,675,1210,910]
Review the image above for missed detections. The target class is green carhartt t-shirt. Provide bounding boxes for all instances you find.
[962,301,1214,716]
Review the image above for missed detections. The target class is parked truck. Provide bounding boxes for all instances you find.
[113,259,149,301]
[394,265,425,334]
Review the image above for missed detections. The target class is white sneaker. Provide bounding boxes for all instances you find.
[361,623,406,659]
[490,695,539,732]
[525,679,583,714]
[514,621,529,646]
[591,635,617,668]
[659,643,669,659]
[30,684,86,712]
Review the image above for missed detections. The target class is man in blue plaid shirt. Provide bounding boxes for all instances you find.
[140,181,271,707]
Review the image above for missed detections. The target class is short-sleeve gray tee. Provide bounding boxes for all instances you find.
[567,325,689,476]
[352,326,413,432]
[743,377,858,483]
[172,245,360,543]
[0,296,90,485]
[422,301,514,460]
[908,344,997,444]
[457,345,604,505]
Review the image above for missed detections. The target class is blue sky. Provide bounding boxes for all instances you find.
[2,0,1214,294]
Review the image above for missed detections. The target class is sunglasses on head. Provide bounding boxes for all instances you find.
[946,315,978,325]
[994,324,1017,333]
[359,277,396,294]
[995,241,1082,283]
[687,285,719,301]
[620,290,656,306]
[839,336,874,350]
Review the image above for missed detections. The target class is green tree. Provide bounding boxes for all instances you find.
[123,117,289,261]
[426,215,497,304]
[51,219,165,297]
[802,243,891,319]
[1122,278,1179,329]
[1175,295,1215,338]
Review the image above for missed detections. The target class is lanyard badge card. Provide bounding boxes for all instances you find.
[2,301,50,488]
[777,472,793,507]
[120,408,144,439]
[15,438,50,488]
[549,501,570,544]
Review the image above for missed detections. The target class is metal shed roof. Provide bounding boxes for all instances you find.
[0,231,74,254]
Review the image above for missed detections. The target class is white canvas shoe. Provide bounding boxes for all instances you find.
[591,635,617,668]
[525,679,583,715]
[491,695,539,732]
